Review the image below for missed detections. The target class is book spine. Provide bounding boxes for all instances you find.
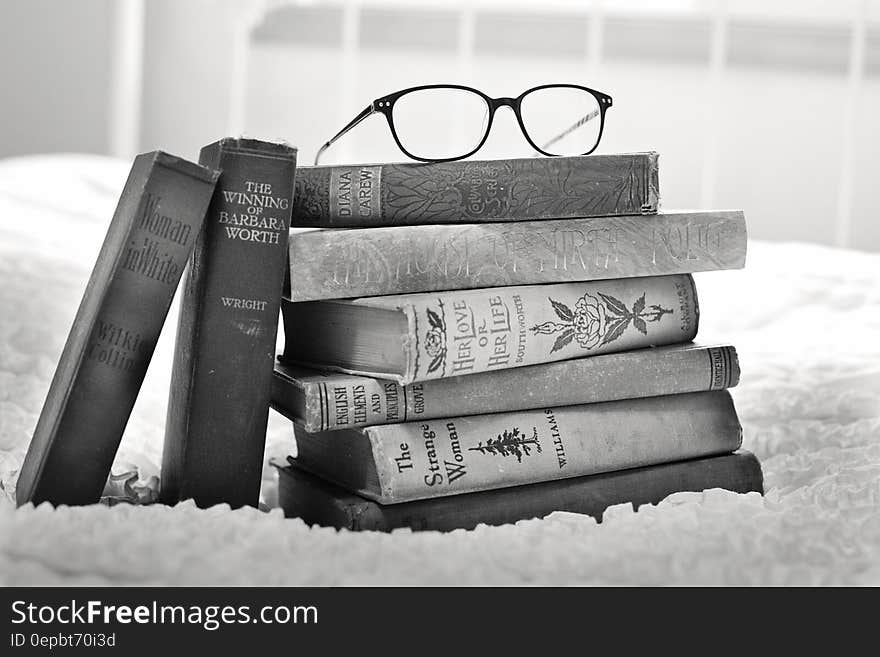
[367,390,742,503]
[16,152,218,507]
[161,138,297,508]
[404,274,697,384]
[284,344,738,431]
[287,210,746,301]
[291,152,659,227]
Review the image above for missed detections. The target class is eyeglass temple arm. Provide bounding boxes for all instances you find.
[538,107,601,153]
[314,104,375,165]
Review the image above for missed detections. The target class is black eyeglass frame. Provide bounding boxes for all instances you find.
[314,83,613,165]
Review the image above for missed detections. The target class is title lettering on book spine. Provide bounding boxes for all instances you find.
[410,280,684,382]
[325,218,729,288]
[326,380,424,429]
[393,423,468,488]
[389,412,570,493]
[330,166,382,221]
[216,179,290,314]
[121,192,191,285]
[448,294,520,376]
[218,180,289,245]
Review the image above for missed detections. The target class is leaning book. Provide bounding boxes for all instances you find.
[16,152,218,507]
[161,138,297,509]
[291,390,743,504]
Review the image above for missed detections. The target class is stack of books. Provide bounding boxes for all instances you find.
[15,140,762,529]
[270,152,762,531]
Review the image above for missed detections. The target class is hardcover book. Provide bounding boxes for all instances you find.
[276,451,764,532]
[273,343,740,432]
[285,210,746,301]
[291,152,659,227]
[291,390,743,504]
[281,274,699,385]
[161,138,297,509]
[16,151,219,507]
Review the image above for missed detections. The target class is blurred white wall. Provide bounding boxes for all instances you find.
[0,0,115,156]
[1,0,880,251]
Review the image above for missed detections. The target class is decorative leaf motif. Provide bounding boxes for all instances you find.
[427,308,443,329]
[468,427,541,463]
[293,175,332,221]
[549,298,574,322]
[550,329,575,354]
[600,317,631,346]
[427,354,444,374]
[530,320,569,335]
[632,293,646,316]
[380,157,649,223]
[598,292,629,318]
[633,317,648,335]
[384,165,461,221]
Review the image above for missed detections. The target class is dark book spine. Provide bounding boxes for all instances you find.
[16,152,218,507]
[291,152,659,227]
[161,138,297,508]
[286,210,747,302]
[276,452,763,532]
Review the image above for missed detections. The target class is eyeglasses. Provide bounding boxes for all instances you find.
[314,84,613,165]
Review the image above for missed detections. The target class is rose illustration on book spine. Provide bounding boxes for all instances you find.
[530,291,673,354]
[468,427,541,463]
[424,300,447,375]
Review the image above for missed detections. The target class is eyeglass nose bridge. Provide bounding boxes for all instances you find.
[491,97,518,110]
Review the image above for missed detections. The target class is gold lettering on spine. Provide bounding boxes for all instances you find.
[218,180,289,244]
[220,297,268,312]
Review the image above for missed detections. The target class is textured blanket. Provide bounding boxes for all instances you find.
[1,155,878,585]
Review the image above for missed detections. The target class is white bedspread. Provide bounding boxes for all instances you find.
[0,154,878,586]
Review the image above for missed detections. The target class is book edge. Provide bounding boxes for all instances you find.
[152,150,220,184]
[160,142,221,502]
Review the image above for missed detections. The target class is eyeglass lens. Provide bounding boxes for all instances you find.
[520,87,602,156]
[391,88,490,161]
